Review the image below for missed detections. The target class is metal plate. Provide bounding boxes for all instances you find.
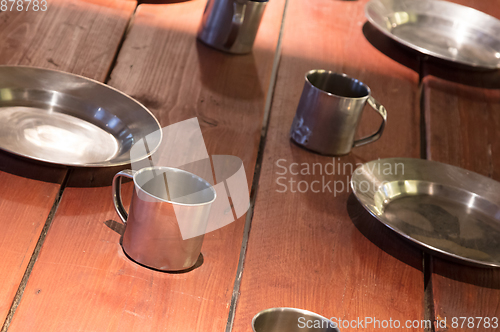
[0,66,161,167]
[365,0,500,69]
[351,158,500,267]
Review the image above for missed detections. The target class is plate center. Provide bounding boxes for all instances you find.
[0,106,119,165]
[375,180,500,263]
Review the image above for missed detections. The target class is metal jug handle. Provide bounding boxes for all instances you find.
[224,0,248,49]
[112,169,136,224]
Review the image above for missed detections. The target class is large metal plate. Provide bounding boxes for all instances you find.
[351,158,500,267]
[365,0,500,69]
[0,66,161,167]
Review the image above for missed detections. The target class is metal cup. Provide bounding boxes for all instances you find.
[197,0,268,54]
[252,308,340,332]
[112,166,216,271]
[290,70,387,155]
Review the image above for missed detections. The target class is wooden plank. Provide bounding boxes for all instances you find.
[0,0,135,325]
[424,76,500,332]
[231,0,424,331]
[8,0,285,330]
[423,78,500,178]
[422,2,500,329]
[1,0,136,81]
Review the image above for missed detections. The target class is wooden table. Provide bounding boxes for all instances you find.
[0,0,498,331]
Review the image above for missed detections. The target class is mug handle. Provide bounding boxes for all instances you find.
[352,96,387,148]
[112,169,136,224]
[224,0,248,48]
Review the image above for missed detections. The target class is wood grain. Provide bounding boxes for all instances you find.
[422,1,500,328]
[0,0,135,326]
[8,0,285,331]
[423,78,500,177]
[231,0,424,331]
[424,76,500,332]
[1,0,136,81]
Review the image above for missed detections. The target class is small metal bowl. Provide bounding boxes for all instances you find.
[252,308,340,332]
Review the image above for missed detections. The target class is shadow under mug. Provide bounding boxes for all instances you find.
[112,166,216,271]
[290,70,387,156]
[252,307,340,332]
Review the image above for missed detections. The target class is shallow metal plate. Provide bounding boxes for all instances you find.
[351,158,500,267]
[365,0,500,69]
[0,66,161,167]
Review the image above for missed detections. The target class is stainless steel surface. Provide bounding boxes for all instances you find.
[351,158,500,267]
[197,0,267,54]
[290,70,387,156]
[365,0,500,69]
[252,308,340,332]
[0,66,161,167]
[113,166,216,271]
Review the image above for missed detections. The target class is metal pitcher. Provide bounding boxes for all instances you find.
[197,0,268,54]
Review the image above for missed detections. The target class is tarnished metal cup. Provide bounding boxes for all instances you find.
[197,0,268,54]
[290,70,387,156]
[252,308,340,332]
[112,166,216,271]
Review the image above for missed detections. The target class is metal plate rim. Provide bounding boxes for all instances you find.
[364,0,500,70]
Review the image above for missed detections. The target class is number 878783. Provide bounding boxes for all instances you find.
[1,0,48,11]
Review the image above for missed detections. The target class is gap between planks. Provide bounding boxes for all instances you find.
[423,253,436,332]
[224,1,289,331]
[0,169,72,332]
[419,56,435,332]
[104,3,140,84]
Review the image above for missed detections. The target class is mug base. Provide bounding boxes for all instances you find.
[121,247,204,273]
[290,138,352,157]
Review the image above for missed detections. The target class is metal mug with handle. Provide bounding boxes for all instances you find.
[290,70,387,156]
[112,166,216,271]
[197,0,268,54]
